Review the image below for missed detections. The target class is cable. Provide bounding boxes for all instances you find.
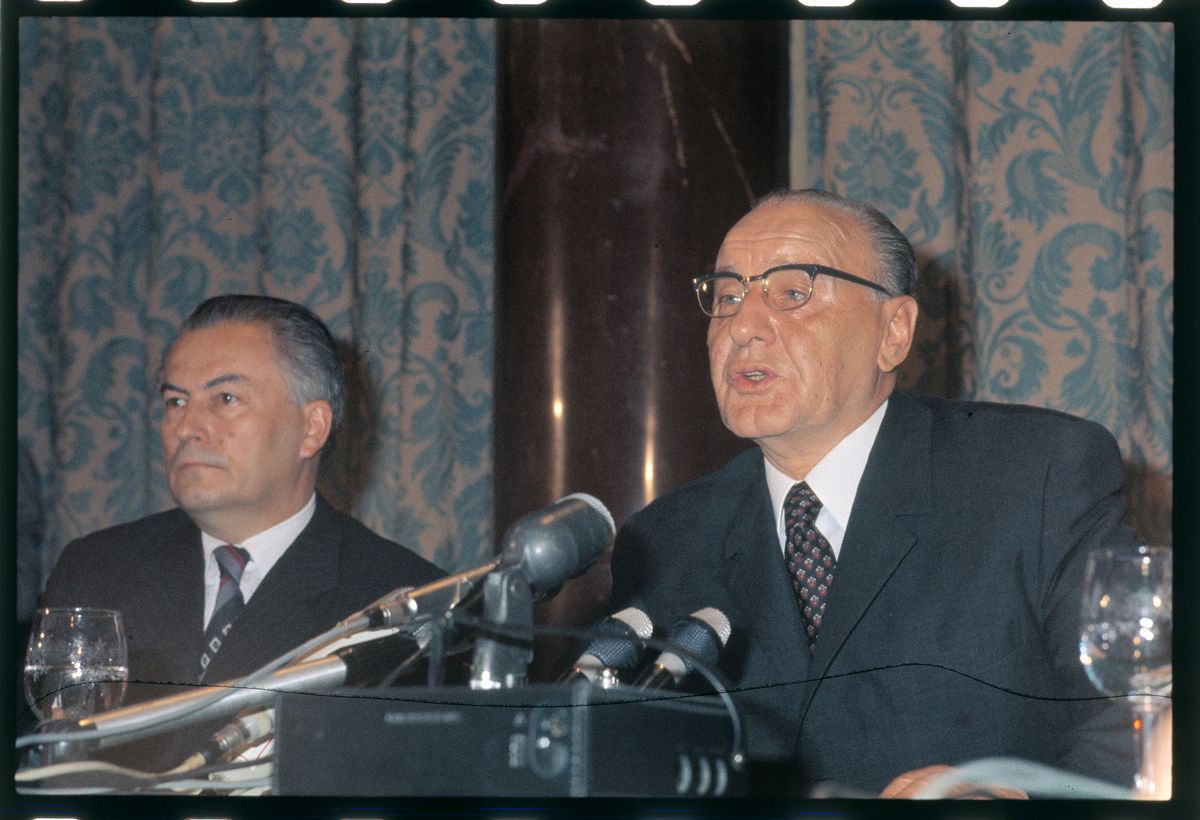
[169,708,275,774]
[450,612,747,771]
[145,753,273,787]
[16,741,274,789]
[18,611,746,791]
[16,758,162,782]
[15,616,431,752]
[128,776,273,793]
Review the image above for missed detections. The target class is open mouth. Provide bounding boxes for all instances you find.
[731,366,776,389]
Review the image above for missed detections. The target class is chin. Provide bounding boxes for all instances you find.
[722,405,791,441]
[726,421,785,442]
[170,485,227,514]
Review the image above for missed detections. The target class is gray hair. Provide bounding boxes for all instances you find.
[750,188,917,299]
[179,294,344,450]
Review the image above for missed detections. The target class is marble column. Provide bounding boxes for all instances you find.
[495,18,789,678]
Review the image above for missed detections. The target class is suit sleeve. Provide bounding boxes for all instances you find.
[1035,417,1138,784]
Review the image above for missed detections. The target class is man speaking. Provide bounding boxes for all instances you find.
[609,190,1136,796]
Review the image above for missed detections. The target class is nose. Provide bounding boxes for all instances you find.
[164,400,208,447]
[725,284,776,347]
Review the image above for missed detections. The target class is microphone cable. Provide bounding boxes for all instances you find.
[450,612,746,772]
[15,614,435,754]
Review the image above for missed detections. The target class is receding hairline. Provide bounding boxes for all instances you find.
[717,196,880,270]
[159,320,293,393]
[166,317,283,358]
[726,189,917,298]
[727,196,872,240]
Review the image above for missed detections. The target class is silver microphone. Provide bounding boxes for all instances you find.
[634,607,731,690]
[558,607,653,686]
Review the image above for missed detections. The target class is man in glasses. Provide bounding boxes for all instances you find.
[610,189,1135,796]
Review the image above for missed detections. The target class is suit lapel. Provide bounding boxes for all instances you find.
[133,513,206,689]
[174,526,205,675]
[719,454,812,701]
[807,392,934,684]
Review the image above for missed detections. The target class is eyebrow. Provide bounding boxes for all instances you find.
[159,373,246,396]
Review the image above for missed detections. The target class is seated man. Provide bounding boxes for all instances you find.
[610,190,1136,796]
[40,294,444,767]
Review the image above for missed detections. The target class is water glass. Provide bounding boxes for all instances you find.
[24,607,129,723]
[1079,545,1171,798]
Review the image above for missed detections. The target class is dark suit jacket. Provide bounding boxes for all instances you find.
[40,494,444,768]
[611,391,1137,795]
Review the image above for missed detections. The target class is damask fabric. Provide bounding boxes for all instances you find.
[795,21,1172,544]
[18,18,496,580]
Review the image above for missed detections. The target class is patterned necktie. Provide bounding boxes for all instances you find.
[783,482,836,653]
[199,544,251,681]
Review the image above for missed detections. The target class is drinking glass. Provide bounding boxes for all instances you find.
[24,607,129,723]
[1079,545,1172,798]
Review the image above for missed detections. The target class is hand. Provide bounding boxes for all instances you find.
[880,764,1028,799]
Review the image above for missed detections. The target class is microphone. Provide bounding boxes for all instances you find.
[470,493,616,689]
[558,607,653,687]
[634,608,732,691]
[350,494,615,635]
[497,492,615,594]
[72,628,432,751]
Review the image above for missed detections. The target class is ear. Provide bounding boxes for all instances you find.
[877,295,918,374]
[299,400,334,459]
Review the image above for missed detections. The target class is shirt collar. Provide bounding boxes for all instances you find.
[200,492,318,574]
[765,399,888,538]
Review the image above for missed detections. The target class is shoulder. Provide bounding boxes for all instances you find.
[891,393,1125,502]
[59,508,195,562]
[661,446,764,501]
[313,498,445,586]
[44,508,196,602]
[629,448,762,524]
[902,392,1119,451]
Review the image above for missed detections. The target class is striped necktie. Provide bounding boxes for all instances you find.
[783,482,836,653]
[199,544,251,681]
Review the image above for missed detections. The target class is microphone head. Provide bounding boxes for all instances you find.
[666,607,732,673]
[580,607,653,670]
[559,607,653,684]
[501,493,616,592]
[610,606,654,640]
[562,492,615,535]
[688,607,732,647]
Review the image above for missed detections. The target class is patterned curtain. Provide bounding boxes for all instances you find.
[794,21,1172,544]
[17,17,496,608]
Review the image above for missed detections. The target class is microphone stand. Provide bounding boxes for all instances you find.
[468,568,534,690]
[339,559,500,633]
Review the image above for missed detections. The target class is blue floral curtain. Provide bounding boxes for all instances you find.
[795,21,1173,544]
[17,17,496,614]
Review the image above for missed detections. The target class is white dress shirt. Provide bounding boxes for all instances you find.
[764,400,888,560]
[200,493,317,629]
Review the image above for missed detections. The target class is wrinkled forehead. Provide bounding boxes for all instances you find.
[715,200,873,275]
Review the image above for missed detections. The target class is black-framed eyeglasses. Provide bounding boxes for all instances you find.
[692,263,892,318]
